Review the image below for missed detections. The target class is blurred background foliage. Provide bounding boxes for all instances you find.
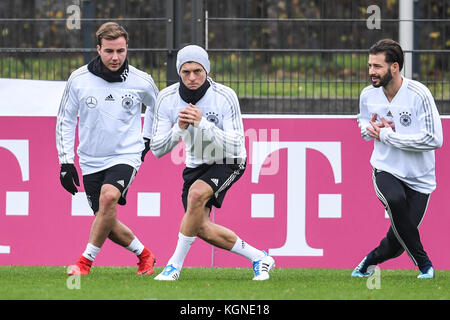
[0,0,448,50]
[0,0,448,113]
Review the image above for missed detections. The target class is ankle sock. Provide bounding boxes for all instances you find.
[126,237,145,256]
[167,233,196,270]
[230,237,265,262]
[82,243,101,262]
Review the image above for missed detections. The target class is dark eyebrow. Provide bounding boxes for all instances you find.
[104,48,126,51]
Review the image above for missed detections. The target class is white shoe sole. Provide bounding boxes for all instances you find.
[252,257,275,281]
[154,272,180,281]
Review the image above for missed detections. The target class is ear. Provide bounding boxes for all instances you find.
[391,62,399,73]
[96,44,101,56]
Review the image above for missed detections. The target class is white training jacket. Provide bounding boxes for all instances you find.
[357,77,443,193]
[56,64,159,175]
[148,78,247,168]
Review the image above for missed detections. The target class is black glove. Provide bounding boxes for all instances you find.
[60,163,80,195]
[141,138,151,162]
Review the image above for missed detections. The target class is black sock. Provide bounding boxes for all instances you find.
[360,250,377,273]
[418,261,433,274]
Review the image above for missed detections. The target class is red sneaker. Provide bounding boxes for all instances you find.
[67,256,92,275]
[137,248,156,275]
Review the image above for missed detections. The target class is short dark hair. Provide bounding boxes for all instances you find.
[96,22,128,46]
[369,39,404,71]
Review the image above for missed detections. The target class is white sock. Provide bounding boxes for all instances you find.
[230,237,265,262]
[82,243,101,262]
[167,232,196,270]
[125,237,145,256]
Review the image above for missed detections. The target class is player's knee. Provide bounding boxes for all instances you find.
[99,189,120,209]
[385,193,405,210]
[187,187,210,208]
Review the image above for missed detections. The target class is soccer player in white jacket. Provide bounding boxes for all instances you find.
[56,22,158,275]
[353,39,443,279]
[146,45,275,281]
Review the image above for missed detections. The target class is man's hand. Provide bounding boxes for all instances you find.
[141,138,151,161]
[178,116,190,130]
[367,113,394,141]
[60,163,80,195]
[178,104,203,128]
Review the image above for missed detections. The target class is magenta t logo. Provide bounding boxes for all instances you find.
[252,141,342,256]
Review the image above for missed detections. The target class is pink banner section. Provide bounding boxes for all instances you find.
[0,116,449,270]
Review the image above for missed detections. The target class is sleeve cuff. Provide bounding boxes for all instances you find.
[379,127,393,143]
[197,117,212,129]
[172,122,188,138]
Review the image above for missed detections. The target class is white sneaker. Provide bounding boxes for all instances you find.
[351,256,374,278]
[252,251,275,281]
[417,266,435,279]
[154,264,180,281]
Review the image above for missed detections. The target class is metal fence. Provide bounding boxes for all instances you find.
[0,0,449,114]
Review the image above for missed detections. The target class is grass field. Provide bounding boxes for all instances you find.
[0,266,448,301]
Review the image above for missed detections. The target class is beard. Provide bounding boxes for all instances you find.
[370,68,393,88]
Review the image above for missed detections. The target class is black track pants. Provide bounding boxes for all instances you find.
[370,169,431,269]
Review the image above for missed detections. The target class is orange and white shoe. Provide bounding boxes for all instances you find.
[137,248,156,275]
[67,256,92,275]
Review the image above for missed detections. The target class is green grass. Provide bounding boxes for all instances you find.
[0,266,448,300]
